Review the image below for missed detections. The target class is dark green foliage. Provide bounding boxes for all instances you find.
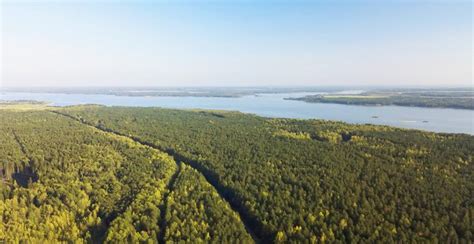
[62,106,474,242]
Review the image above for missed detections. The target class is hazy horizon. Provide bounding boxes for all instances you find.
[1,0,472,88]
[2,84,473,89]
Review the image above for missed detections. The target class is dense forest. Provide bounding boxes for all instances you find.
[1,106,473,242]
[288,90,474,110]
[164,164,253,242]
[0,110,249,242]
[60,106,473,242]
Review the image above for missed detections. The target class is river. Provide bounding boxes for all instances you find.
[1,92,472,134]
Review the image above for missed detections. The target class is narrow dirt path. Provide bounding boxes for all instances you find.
[51,110,260,243]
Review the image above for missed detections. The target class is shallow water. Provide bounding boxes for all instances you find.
[1,92,473,135]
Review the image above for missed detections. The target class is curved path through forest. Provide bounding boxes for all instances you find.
[51,110,260,243]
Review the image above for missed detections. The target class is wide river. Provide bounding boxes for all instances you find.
[1,92,473,135]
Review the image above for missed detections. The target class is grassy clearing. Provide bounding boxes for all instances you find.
[323,95,388,99]
[0,103,51,111]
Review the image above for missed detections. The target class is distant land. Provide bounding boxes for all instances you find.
[1,87,345,98]
[286,88,474,110]
[2,87,472,110]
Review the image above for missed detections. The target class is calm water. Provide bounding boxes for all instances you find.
[1,92,473,135]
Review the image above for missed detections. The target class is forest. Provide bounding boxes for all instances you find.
[0,110,250,242]
[288,89,474,110]
[0,105,473,243]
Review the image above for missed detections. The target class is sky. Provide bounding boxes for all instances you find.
[1,0,472,87]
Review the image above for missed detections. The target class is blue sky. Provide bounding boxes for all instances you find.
[1,0,472,87]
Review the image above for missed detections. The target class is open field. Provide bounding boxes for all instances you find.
[0,101,50,110]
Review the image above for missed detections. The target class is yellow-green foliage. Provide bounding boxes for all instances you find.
[0,184,99,242]
[61,107,474,243]
[405,147,429,157]
[105,152,176,243]
[0,102,49,111]
[273,129,311,140]
[165,164,253,243]
[2,107,473,243]
[0,111,177,242]
[316,130,342,143]
[105,176,170,242]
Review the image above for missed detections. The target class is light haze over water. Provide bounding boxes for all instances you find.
[1,91,472,135]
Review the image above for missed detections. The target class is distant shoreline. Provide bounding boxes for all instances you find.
[286,89,474,110]
[1,87,346,98]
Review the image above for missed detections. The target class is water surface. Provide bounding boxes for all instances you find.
[1,92,472,134]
